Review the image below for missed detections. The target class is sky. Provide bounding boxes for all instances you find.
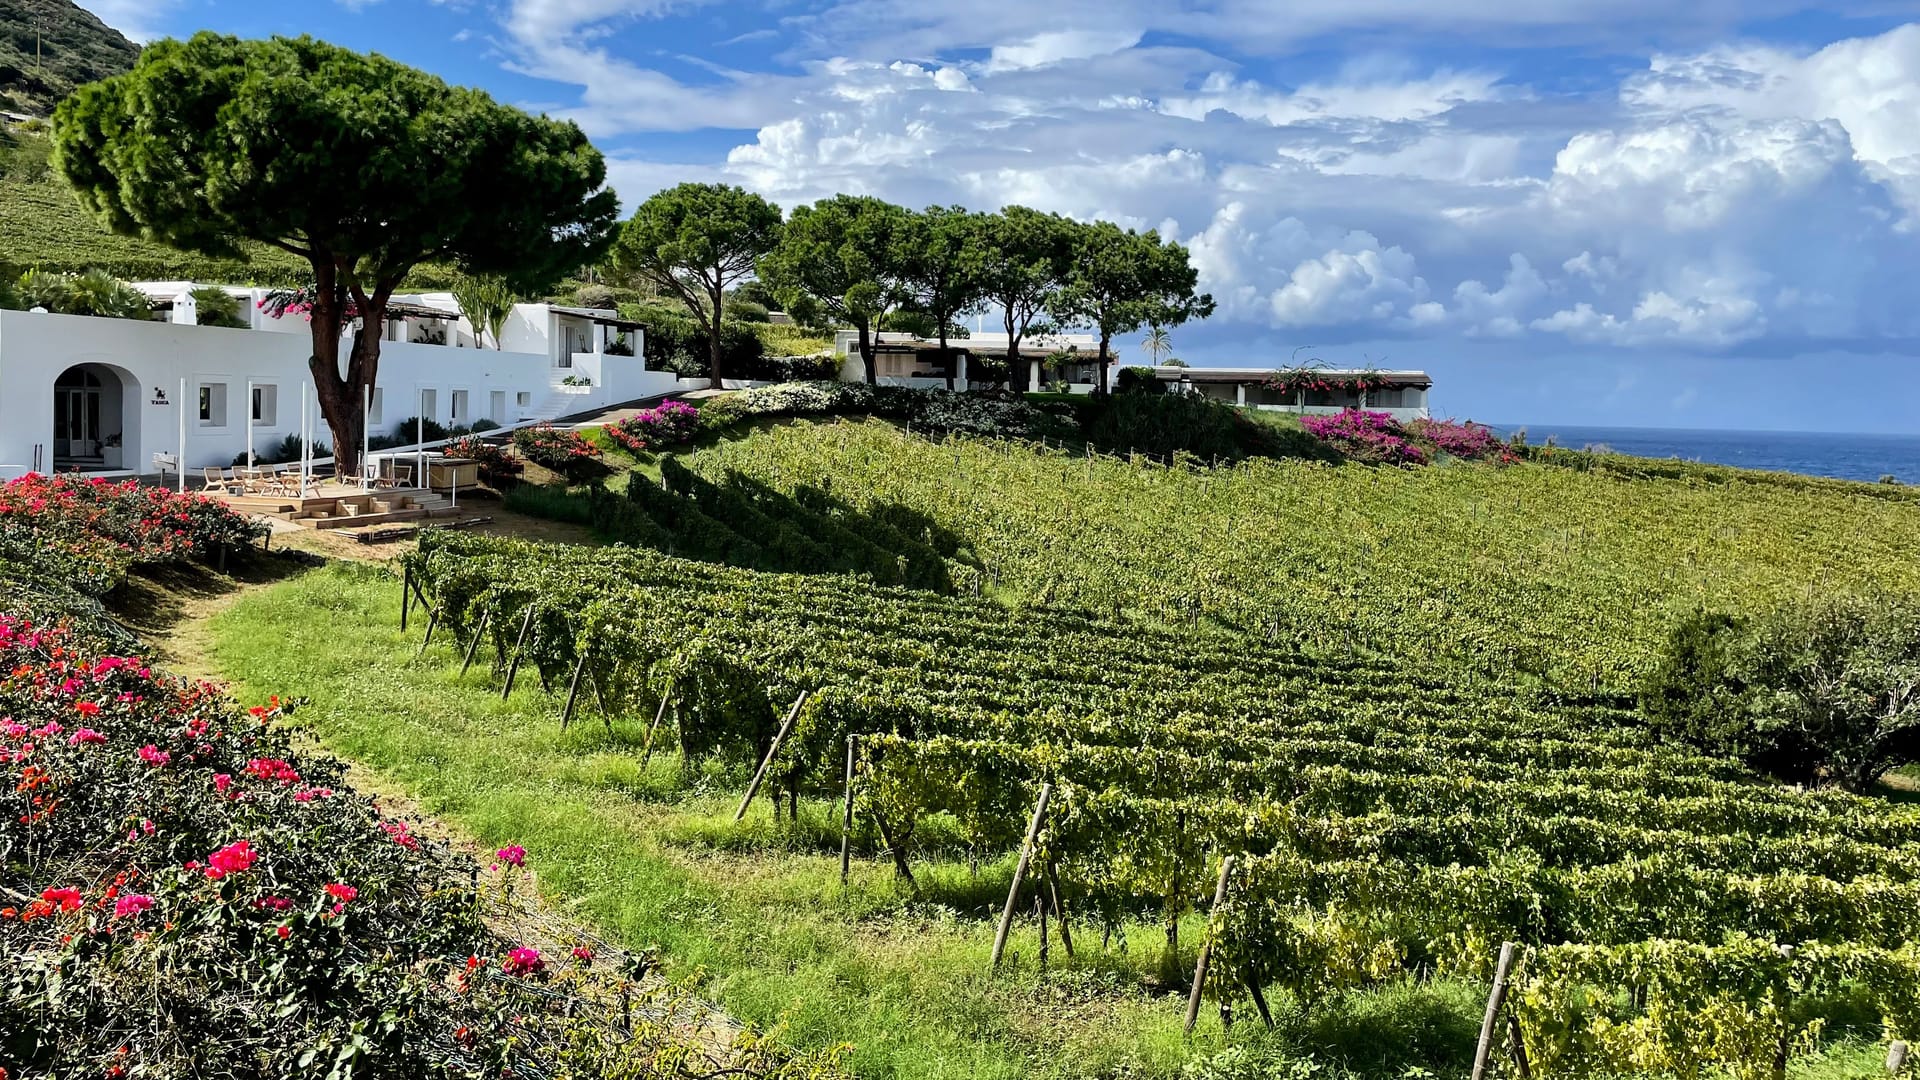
[87,0,1920,432]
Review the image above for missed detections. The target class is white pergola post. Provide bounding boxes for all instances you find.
[299,383,309,491]
[245,379,255,473]
[1236,383,1247,407]
[361,385,371,491]
[415,389,425,493]
[176,377,186,493]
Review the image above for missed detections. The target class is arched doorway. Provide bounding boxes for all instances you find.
[53,363,137,471]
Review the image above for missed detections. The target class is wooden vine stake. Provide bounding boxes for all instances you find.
[459,608,492,677]
[1183,854,1236,1036]
[990,782,1052,972]
[400,567,412,631]
[638,694,673,767]
[1470,942,1518,1080]
[839,735,859,886]
[415,607,441,657]
[559,650,588,730]
[1888,1040,1909,1074]
[733,690,811,822]
[501,606,537,700]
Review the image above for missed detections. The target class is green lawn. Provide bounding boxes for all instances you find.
[204,559,1896,1079]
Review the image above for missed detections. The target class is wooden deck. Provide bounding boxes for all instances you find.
[215,484,460,530]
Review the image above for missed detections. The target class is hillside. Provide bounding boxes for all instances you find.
[0,125,462,285]
[0,0,137,115]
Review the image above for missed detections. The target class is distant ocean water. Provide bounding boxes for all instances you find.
[1493,425,1920,485]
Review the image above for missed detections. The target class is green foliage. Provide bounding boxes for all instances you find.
[1643,595,1920,791]
[0,0,139,114]
[968,206,1077,391]
[1116,366,1165,394]
[612,183,782,387]
[16,265,148,317]
[232,432,330,466]
[1077,392,1339,463]
[451,272,516,349]
[893,205,986,356]
[749,321,836,358]
[190,284,247,327]
[757,195,910,384]
[687,420,1920,698]
[1048,220,1213,391]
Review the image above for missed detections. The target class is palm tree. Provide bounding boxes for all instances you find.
[1142,325,1172,365]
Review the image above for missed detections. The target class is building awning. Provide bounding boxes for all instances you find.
[385,302,460,321]
[549,305,645,331]
[1163,367,1432,388]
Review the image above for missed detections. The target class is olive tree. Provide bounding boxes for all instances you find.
[611,183,782,390]
[53,33,617,472]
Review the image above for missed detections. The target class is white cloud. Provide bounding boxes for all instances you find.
[1269,233,1431,327]
[986,29,1142,72]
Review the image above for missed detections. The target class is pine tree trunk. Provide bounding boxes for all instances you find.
[1098,330,1112,394]
[940,327,954,392]
[858,322,877,385]
[707,282,725,391]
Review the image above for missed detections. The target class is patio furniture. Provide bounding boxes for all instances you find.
[375,464,412,490]
[202,467,240,495]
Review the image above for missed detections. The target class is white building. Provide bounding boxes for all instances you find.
[0,284,677,479]
[831,331,1108,391]
[1151,366,1432,421]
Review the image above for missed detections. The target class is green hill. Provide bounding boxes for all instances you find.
[0,0,138,115]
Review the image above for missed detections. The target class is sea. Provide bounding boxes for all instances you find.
[1493,425,1920,485]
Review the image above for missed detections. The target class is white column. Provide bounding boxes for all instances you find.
[245,379,255,472]
[176,377,186,493]
[415,389,425,492]
[957,352,968,389]
[361,385,371,491]
[1236,383,1247,407]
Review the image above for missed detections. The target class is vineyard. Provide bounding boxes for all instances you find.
[661,420,1920,696]
[402,529,1920,1078]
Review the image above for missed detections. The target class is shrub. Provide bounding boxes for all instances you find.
[1300,410,1426,465]
[1115,366,1165,394]
[468,417,500,433]
[191,285,249,328]
[512,422,603,479]
[390,415,450,443]
[1406,418,1509,462]
[443,435,524,488]
[17,268,151,320]
[605,400,702,454]
[698,382,1072,441]
[1642,596,1920,791]
[1078,393,1334,464]
[232,433,330,467]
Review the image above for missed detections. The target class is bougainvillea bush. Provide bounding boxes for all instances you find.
[442,436,525,489]
[0,474,267,599]
[604,400,702,454]
[0,615,838,1079]
[1299,410,1427,465]
[1406,417,1512,462]
[511,423,603,480]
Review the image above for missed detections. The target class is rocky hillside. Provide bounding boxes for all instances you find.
[0,0,138,115]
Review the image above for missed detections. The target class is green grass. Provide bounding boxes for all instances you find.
[203,559,1497,1079]
[205,558,1904,1080]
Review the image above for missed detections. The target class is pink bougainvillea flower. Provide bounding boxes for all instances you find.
[212,773,231,794]
[136,744,170,768]
[202,840,256,880]
[324,883,358,910]
[112,894,155,919]
[244,758,299,786]
[493,845,526,870]
[571,945,593,963]
[501,947,544,977]
[66,728,105,746]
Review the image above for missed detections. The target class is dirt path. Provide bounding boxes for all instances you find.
[114,529,746,1057]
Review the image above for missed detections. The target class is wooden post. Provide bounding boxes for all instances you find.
[990,782,1052,972]
[1507,1008,1531,1079]
[1471,942,1518,1080]
[1046,855,1074,958]
[459,608,492,676]
[1244,976,1274,1028]
[1184,854,1236,1036]
[733,690,811,822]
[401,567,412,630]
[502,606,536,700]
[560,651,588,730]
[415,608,440,657]
[1037,894,1048,970]
[639,694,672,767]
[839,735,858,886]
[1889,1041,1909,1074]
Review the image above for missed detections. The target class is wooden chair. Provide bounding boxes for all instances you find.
[376,464,413,490]
[202,466,239,495]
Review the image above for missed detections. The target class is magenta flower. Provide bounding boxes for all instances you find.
[66,728,105,746]
[137,744,171,768]
[113,894,155,919]
[501,947,544,977]
[494,845,526,869]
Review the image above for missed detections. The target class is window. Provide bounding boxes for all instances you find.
[489,390,506,423]
[197,383,228,427]
[368,387,384,427]
[450,390,469,423]
[515,391,531,408]
[251,384,277,426]
[419,388,438,422]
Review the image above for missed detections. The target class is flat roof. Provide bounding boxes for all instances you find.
[1155,366,1431,388]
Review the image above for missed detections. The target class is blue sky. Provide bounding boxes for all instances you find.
[92,0,1920,432]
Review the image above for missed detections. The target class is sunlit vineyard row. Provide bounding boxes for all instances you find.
[680,420,1920,695]
[406,532,1920,1078]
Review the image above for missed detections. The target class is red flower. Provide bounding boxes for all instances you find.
[75,701,100,718]
[276,924,291,939]
[202,839,257,879]
[40,886,83,912]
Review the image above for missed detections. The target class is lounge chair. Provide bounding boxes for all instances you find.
[202,467,240,495]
